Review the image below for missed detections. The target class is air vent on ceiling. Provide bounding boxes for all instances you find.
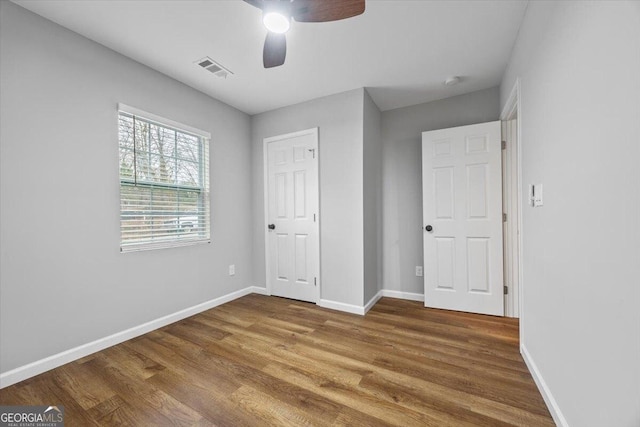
[196,57,233,79]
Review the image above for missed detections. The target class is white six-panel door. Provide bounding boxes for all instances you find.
[265,128,319,303]
[422,121,504,316]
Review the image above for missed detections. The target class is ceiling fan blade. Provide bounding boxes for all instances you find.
[242,0,265,10]
[292,0,365,23]
[263,32,286,68]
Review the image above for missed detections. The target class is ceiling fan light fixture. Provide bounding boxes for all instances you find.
[263,12,290,34]
[243,0,365,68]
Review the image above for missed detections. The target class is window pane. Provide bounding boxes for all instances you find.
[119,115,134,150]
[119,148,134,180]
[135,150,152,183]
[134,120,150,152]
[177,133,199,162]
[150,124,176,158]
[150,153,176,184]
[176,159,199,186]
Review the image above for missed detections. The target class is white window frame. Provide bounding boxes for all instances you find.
[117,104,211,253]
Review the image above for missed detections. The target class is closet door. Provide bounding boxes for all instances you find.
[265,128,319,303]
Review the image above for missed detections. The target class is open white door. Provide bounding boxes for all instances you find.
[264,128,319,303]
[422,121,503,316]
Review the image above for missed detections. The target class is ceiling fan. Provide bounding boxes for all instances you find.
[243,0,366,68]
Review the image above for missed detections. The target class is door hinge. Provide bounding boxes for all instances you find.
[314,277,317,286]
[504,285,508,295]
[313,213,316,222]
[503,213,507,222]
[501,140,506,150]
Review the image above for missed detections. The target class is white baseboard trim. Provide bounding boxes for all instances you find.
[364,291,383,314]
[380,289,424,302]
[0,285,264,389]
[317,299,365,316]
[316,290,424,316]
[249,286,269,295]
[521,344,568,427]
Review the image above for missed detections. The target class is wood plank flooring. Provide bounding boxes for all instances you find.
[0,295,554,426]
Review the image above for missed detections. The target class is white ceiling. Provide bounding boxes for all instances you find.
[14,0,528,115]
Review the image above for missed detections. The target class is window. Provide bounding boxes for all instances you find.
[118,105,210,252]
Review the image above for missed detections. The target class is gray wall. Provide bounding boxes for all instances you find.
[251,89,365,306]
[0,2,253,373]
[381,88,500,294]
[363,90,382,304]
[500,2,640,425]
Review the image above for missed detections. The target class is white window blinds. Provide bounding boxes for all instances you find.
[118,105,210,252]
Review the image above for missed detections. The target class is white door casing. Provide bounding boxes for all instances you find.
[502,118,520,318]
[422,121,504,316]
[501,79,522,320]
[264,128,319,303]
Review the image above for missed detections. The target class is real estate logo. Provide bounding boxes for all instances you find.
[0,405,64,427]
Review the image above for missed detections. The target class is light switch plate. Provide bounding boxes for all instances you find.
[229,264,235,276]
[415,266,423,277]
[533,183,543,207]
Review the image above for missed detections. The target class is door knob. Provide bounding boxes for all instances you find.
[425,225,433,232]
[268,224,276,230]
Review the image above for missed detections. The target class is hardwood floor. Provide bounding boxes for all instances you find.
[0,295,554,426]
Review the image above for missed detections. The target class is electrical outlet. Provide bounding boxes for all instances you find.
[228,264,235,276]
[415,266,423,277]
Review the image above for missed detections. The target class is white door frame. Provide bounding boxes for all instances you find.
[262,127,321,302]
[500,79,523,320]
